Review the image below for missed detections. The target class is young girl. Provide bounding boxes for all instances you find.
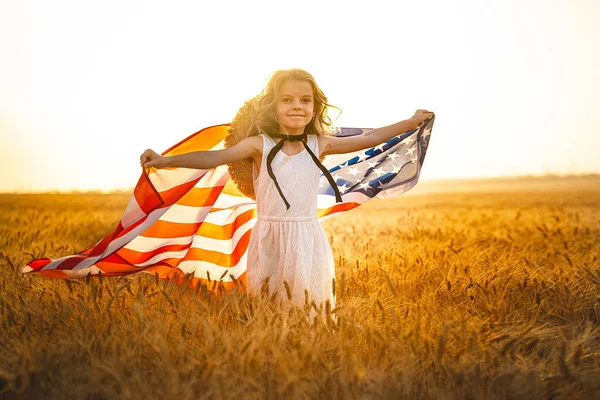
[140,68,433,311]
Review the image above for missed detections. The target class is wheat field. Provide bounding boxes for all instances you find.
[1,177,599,399]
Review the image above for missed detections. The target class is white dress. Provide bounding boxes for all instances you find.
[246,133,336,310]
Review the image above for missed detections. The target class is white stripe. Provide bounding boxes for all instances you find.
[316,191,369,208]
[194,165,230,188]
[149,168,207,193]
[44,265,105,279]
[148,164,229,195]
[159,204,212,224]
[209,139,226,151]
[120,194,145,227]
[203,203,257,224]
[124,234,194,253]
[135,250,190,266]
[317,192,371,223]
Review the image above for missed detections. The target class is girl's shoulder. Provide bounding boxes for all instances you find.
[230,134,263,159]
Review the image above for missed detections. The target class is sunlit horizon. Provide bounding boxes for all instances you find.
[4,172,597,195]
[2,0,599,193]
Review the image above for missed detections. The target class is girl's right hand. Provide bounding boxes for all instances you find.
[140,149,167,169]
[410,109,435,125]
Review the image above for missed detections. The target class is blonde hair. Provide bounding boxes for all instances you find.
[225,68,338,200]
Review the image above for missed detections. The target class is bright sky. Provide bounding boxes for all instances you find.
[1,0,598,192]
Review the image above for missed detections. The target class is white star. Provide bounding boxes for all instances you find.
[373,167,386,177]
[338,182,350,193]
[391,164,402,174]
[404,136,415,146]
[339,161,349,168]
[373,143,386,152]
[422,128,431,138]
[333,172,342,181]
[388,153,400,161]
[368,161,378,169]
[410,156,418,163]
[348,166,360,177]
[405,145,417,156]
[356,153,368,162]
[358,181,371,190]
[377,181,387,189]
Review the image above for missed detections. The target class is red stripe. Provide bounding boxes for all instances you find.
[134,171,164,214]
[116,242,192,265]
[141,220,202,239]
[94,252,181,271]
[29,269,70,278]
[86,223,124,258]
[56,255,90,270]
[157,177,208,207]
[27,258,52,271]
[317,201,361,218]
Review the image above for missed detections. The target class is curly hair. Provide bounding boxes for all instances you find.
[225,69,339,200]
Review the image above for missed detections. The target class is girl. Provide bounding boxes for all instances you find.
[140,68,433,311]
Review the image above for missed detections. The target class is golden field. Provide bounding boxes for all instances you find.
[0,175,599,399]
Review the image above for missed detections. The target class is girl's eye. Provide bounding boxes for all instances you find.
[302,98,312,103]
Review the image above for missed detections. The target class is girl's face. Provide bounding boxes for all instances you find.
[275,79,315,135]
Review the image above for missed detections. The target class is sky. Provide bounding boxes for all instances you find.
[1,0,598,192]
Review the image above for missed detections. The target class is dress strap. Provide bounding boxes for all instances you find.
[265,132,342,210]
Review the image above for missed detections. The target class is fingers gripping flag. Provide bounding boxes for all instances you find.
[21,117,435,292]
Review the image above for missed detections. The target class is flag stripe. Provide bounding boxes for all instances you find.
[126,218,255,254]
[176,185,225,207]
[140,220,201,239]
[138,206,257,241]
[147,168,206,195]
[159,204,213,224]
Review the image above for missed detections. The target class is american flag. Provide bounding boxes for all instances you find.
[21,117,434,291]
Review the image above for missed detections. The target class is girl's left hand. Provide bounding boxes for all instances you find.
[411,109,435,125]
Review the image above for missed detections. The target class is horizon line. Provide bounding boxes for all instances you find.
[2,172,599,195]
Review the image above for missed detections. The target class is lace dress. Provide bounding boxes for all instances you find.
[246,133,336,311]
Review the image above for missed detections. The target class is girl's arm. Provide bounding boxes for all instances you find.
[140,135,262,170]
[321,110,433,157]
